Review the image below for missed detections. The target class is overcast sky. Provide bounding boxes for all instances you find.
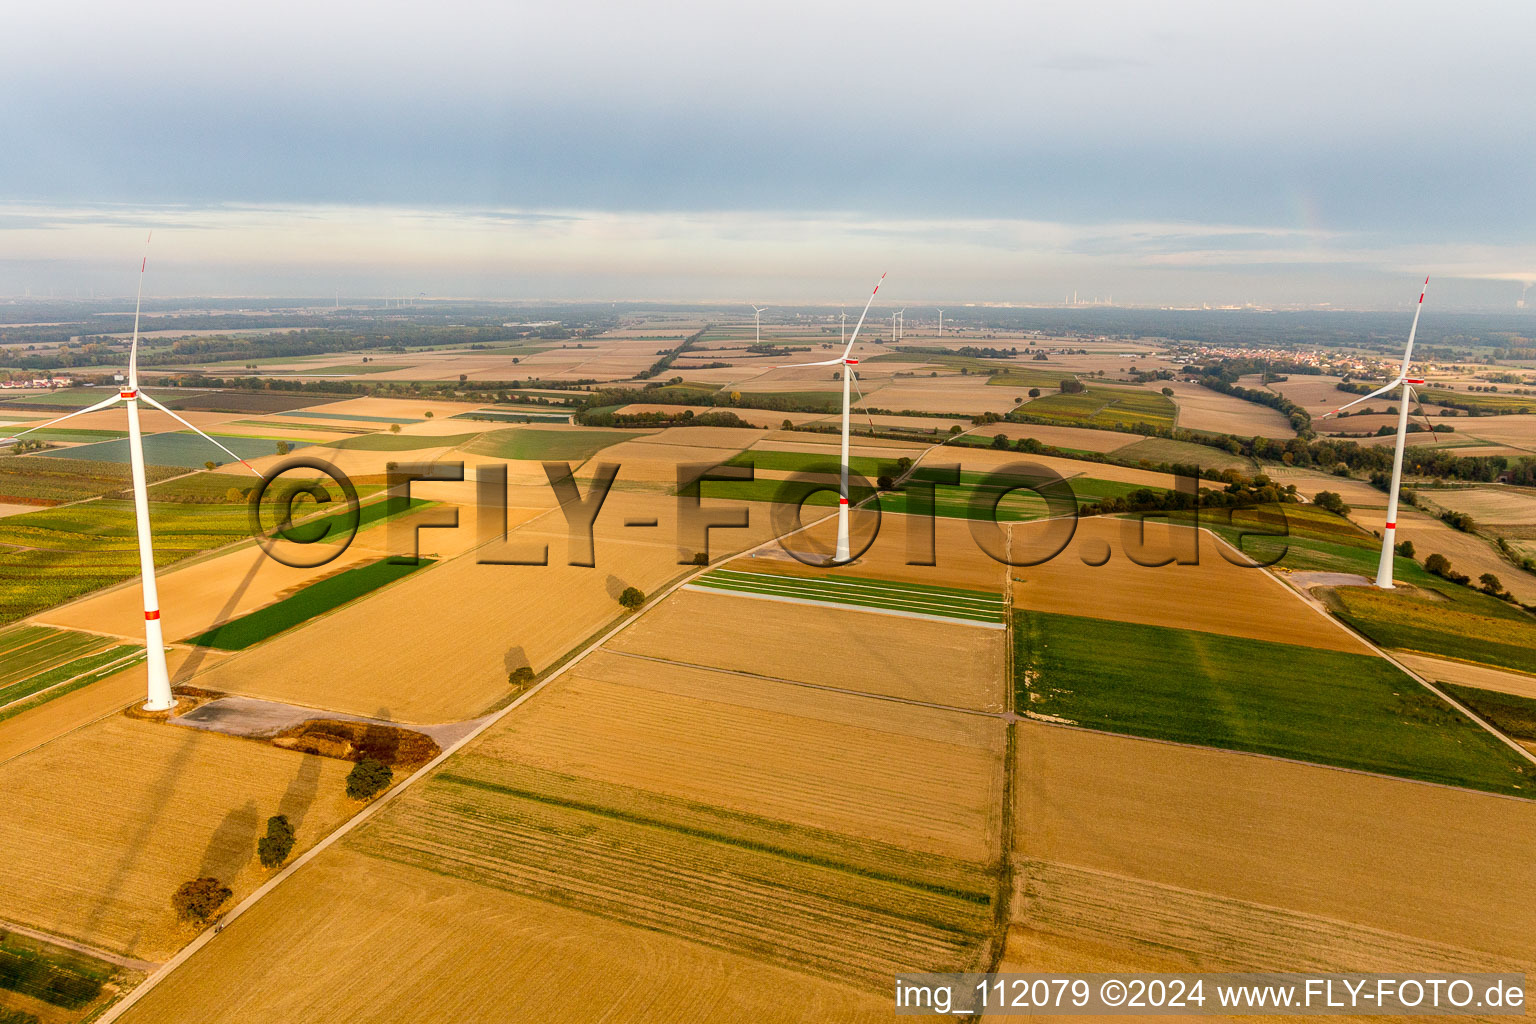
[3,0,1534,308]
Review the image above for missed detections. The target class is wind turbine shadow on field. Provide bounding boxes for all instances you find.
[72,727,201,957]
[276,755,321,835]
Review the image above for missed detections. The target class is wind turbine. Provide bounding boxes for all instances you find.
[897,308,905,341]
[752,305,767,346]
[1321,276,1429,589]
[937,309,945,334]
[779,273,885,563]
[840,309,847,345]
[0,243,263,710]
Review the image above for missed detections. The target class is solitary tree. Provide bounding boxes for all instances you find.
[1479,572,1504,595]
[425,410,435,418]
[389,423,402,434]
[1425,553,1452,577]
[619,587,646,611]
[877,474,895,490]
[1313,491,1350,516]
[1028,387,1041,398]
[508,666,535,687]
[1395,539,1416,558]
[204,460,217,471]
[172,878,232,924]
[275,440,291,456]
[346,759,393,801]
[1161,386,1175,397]
[257,814,295,869]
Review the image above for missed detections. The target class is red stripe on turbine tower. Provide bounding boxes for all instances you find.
[145,610,161,620]
[1385,522,1396,530]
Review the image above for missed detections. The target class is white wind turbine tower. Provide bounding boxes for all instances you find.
[897,309,905,341]
[752,304,768,345]
[779,273,886,563]
[1321,276,1430,589]
[840,309,847,345]
[936,309,945,334]
[0,244,263,710]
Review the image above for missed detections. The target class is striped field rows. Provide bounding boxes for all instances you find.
[689,568,1006,625]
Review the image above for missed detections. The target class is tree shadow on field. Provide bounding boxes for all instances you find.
[195,799,261,881]
[604,574,627,601]
[277,755,322,834]
[74,726,201,957]
[502,646,530,679]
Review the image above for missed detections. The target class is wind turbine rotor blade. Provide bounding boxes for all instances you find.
[841,272,886,359]
[1322,378,1404,418]
[128,234,152,388]
[0,394,124,442]
[777,357,844,369]
[136,391,263,476]
[1400,276,1429,375]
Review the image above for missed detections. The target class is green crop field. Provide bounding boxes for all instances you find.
[0,625,144,722]
[328,432,479,452]
[275,411,424,424]
[1440,684,1536,744]
[1325,584,1536,675]
[40,431,311,469]
[691,568,1006,624]
[0,456,181,505]
[1420,388,1536,414]
[724,449,891,477]
[185,557,433,650]
[1014,609,1536,795]
[304,364,408,374]
[1018,386,1177,429]
[4,426,128,445]
[1115,436,1254,471]
[452,408,572,423]
[460,427,646,462]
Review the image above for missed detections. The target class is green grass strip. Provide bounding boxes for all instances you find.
[696,569,1004,622]
[0,653,145,725]
[185,557,433,650]
[0,645,138,709]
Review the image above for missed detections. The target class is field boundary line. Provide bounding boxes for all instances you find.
[0,917,159,973]
[681,583,1006,629]
[1014,715,1536,803]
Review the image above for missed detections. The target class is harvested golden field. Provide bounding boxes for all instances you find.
[1394,652,1536,700]
[984,421,1137,452]
[1268,373,1351,412]
[1265,467,1387,507]
[1426,485,1536,525]
[1160,379,1295,436]
[605,586,1006,711]
[118,849,908,1024]
[1009,518,1369,653]
[846,412,972,433]
[0,647,225,766]
[0,715,355,961]
[1346,506,1536,604]
[180,492,788,722]
[950,446,1176,488]
[1015,721,1536,963]
[863,378,1026,415]
[34,542,378,642]
[628,425,770,450]
[471,651,1004,863]
[1453,414,1536,449]
[305,396,485,420]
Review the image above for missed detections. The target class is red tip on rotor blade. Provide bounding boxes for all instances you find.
[141,258,146,272]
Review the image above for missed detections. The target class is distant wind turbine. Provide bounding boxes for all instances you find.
[1321,277,1430,589]
[897,309,905,341]
[0,241,263,710]
[840,309,847,345]
[752,305,767,346]
[779,273,886,563]
[937,309,945,334]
